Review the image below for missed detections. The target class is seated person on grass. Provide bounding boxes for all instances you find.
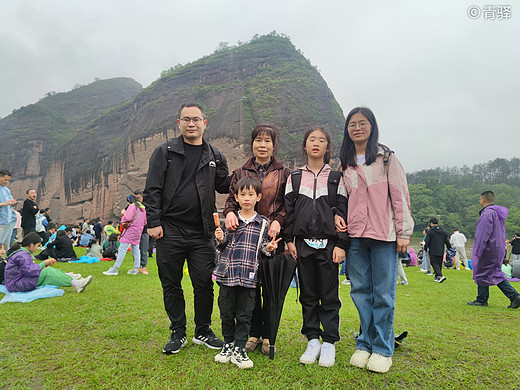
[85,238,103,258]
[4,232,92,293]
[38,229,78,261]
[102,233,120,259]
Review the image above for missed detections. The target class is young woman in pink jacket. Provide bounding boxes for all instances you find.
[103,195,147,276]
[336,107,413,373]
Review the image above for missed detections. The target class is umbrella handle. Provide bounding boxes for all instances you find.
[269,345,275,360]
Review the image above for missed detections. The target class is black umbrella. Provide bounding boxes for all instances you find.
[258,253,297,359]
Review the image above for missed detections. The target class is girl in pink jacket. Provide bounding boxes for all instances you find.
[103,195,147,276]
[337,107,413,374]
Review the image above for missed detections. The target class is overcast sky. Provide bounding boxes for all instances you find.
[1,0,518,172]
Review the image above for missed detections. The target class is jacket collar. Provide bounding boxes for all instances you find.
[243,156,284,171]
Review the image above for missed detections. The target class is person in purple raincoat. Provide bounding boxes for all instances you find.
[467,191,520,308]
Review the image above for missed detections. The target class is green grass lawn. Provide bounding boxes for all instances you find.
[1,246,519,389]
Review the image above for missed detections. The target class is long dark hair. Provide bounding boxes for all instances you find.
[6,232,42,257]
[302,126,332,164]
[340,107,381,169]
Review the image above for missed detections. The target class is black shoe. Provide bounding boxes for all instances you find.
[437,276,446,283]
[163,332,187,354]
[467,300,488,307]
[507,295,520,309]
[192,329,224,349]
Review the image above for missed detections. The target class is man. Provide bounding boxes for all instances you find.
[468,191,520,308]
[0,170,17,249]
[144,103,230,354]
[21,189,39,234]
[450,229,469,270]
[93,218,103,242]
[424,217,451,283]
[510,233,520,279]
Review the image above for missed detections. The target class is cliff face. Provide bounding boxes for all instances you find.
[3,35,345,223]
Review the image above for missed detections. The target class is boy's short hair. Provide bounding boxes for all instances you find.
[430,217,439,225]
[107,220,113,225]
[234,176,262,196]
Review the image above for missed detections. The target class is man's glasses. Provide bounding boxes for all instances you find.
[180,117,204,124]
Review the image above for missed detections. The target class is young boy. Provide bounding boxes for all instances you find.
[213,177,280,369]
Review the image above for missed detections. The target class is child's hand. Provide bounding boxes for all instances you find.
[287,242,297,259]
[335,215,347,233]
[265,237,282,252]
[215,227,224,241]
[44,258,56,267]
[332,247,345,263]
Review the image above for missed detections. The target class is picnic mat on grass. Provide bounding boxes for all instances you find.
[0,284,64,303]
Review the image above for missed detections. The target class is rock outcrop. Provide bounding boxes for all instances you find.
[2,34,345,223]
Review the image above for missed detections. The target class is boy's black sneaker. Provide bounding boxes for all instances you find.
[162,332,187,354]
[192,329,224,349]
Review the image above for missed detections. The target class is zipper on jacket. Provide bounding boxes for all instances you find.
[307,165,325,236]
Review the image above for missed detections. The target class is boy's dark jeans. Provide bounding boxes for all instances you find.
[218,284,256,348]
[476,281,519,303]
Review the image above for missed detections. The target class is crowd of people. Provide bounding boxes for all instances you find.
[1,103,519,374]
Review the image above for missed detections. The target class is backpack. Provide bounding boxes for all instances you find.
[103,240,118,258]
[290,169,343,208]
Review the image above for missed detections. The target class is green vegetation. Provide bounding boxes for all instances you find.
[409,157,520,237]
[0,78,142,175]
[1,245,519,389]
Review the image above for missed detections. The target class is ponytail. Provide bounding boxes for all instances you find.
[6,232,42,257]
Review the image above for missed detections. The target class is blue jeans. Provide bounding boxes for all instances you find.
[348,238,398,357]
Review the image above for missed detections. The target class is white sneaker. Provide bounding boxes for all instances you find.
[299,339,321,364]
[103,267,118,276]
[349,349,371,368]
[367,353,392,373]
[318,342,335,367]
[419,269,427,272]
[127,267,139,275]
[66,272,82,280]
[341,279,351,285]
[73,275,93,293]
[214,343,234,363]
[230,346,253,369]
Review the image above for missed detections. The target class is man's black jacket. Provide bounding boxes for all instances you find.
[143,136,230,238]
[424,225,451,256]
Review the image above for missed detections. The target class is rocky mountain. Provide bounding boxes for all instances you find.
[2,34,345,223]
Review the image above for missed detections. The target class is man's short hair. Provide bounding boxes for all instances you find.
[481,191,495,203]
[178,103,205,119]
[430,217,439,225]
[26,188,35,194]
[48,222,58,230]
[39,209,46,213]
[0,170,12,177]
[45,208,50,212]
[108,220,113,225]
[234,176,262,196]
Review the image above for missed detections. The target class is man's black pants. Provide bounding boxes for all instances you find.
[156,222,216,337]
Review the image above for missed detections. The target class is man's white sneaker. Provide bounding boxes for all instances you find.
[366,353,392,373]
[103,267,118,276]
[349,349,371,368]
[318,342,335,367]
[299,339,321,364]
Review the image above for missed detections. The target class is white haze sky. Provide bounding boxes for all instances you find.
[1,0,518,172]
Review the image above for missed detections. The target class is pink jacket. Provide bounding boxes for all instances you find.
[342,147,414,241]
[120,204,147,245]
